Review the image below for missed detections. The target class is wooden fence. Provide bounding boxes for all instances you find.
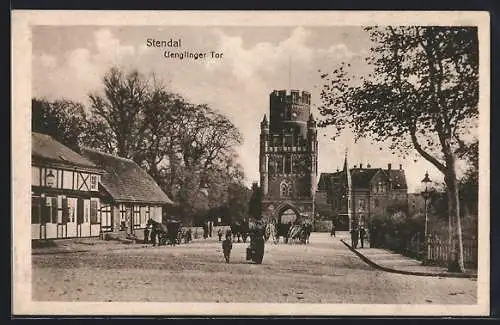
[427,237,477,268]
[404,233,477,268]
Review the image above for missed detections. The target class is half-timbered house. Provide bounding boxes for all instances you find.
[31,132,105,239]
[81,148,175,236]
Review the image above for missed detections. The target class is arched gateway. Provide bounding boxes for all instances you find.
[258,89,317,227]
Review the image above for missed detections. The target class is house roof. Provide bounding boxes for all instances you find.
[32,132,102,171]
[385,169,407,190]
[350,168,380,188]
[317,173,334,191]
[81,148,175,205]
[317,168,408,191]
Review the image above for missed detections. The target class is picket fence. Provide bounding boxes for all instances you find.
[405,234,477,268]
[427,237,478,267]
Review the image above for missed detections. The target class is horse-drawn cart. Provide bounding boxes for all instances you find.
[166,220,182,245]
[147,218,183,246]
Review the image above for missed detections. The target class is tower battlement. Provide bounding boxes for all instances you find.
[270,89,311,105]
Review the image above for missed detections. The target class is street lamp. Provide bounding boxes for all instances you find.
[421,171,432,264]
[46,170,56,188]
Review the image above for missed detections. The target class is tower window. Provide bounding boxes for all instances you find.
[280,181,292,197]
[284,155,292,174]
[276,156,284,173]
[273,135,282,146]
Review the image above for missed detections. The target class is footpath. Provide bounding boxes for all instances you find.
[32,232,220,255]
[338,234,477,279]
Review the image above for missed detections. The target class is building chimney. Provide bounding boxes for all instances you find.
[360,163,363,169]
[388,163,392,170]
[399,164,402,170]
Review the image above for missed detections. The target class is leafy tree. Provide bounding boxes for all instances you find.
[32,98,86,150]
[318,27,478,272]
[248,182,262,219]
[34,66,248,228]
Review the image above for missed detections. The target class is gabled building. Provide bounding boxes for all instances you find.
[31,132,105,239]
[316,153,408,231]
[81,148,175,236]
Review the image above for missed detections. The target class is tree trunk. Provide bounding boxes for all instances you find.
[445,152,466,273]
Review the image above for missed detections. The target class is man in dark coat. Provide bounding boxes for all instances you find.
[330,223,336,237]
[222,230,233,263]
[350,227,359,249]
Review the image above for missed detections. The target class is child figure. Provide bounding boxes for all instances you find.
[217,228,223,241]
[222,231,233,263]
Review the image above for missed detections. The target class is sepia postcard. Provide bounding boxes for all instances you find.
[12,10,490,316]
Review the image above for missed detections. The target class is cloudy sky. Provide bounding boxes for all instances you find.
[32,25,455,193]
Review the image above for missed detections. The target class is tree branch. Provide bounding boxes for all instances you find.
[410,126,446,173]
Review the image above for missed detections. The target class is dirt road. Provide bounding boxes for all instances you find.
[32,233,477,303]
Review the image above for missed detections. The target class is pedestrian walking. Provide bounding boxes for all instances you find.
[222,230,233,263]
[330,223,336,237]
[203,223,208,239]
[359,226,366,248]
[217,228,223,241]
[350,227,359,249]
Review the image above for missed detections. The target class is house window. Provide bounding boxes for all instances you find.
[377,181,387,193]
[68,198,77,223]
[63,170,73,190]
[100,204,112,231]
[32,166,40,186]
[32,196,41,224]
[90,175,98,191]
[90,200,99,224]
[280,181,292,197]
[145,206,150,223]
[119,204,127,222]
[133,205,141,229]
[284,135,293,147]
[43,197,57,224]
[60,196,69,224]
[84,199,90,223]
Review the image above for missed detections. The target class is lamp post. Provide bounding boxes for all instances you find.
[421,171,432,264]
[46,170,56,188]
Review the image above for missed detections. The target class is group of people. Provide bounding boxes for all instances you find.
[330,223,368,249]
[350,226,367,249]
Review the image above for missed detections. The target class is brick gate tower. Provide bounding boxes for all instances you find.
[259,89,318,225]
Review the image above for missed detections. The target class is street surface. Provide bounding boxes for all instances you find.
[32,233,477,303]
